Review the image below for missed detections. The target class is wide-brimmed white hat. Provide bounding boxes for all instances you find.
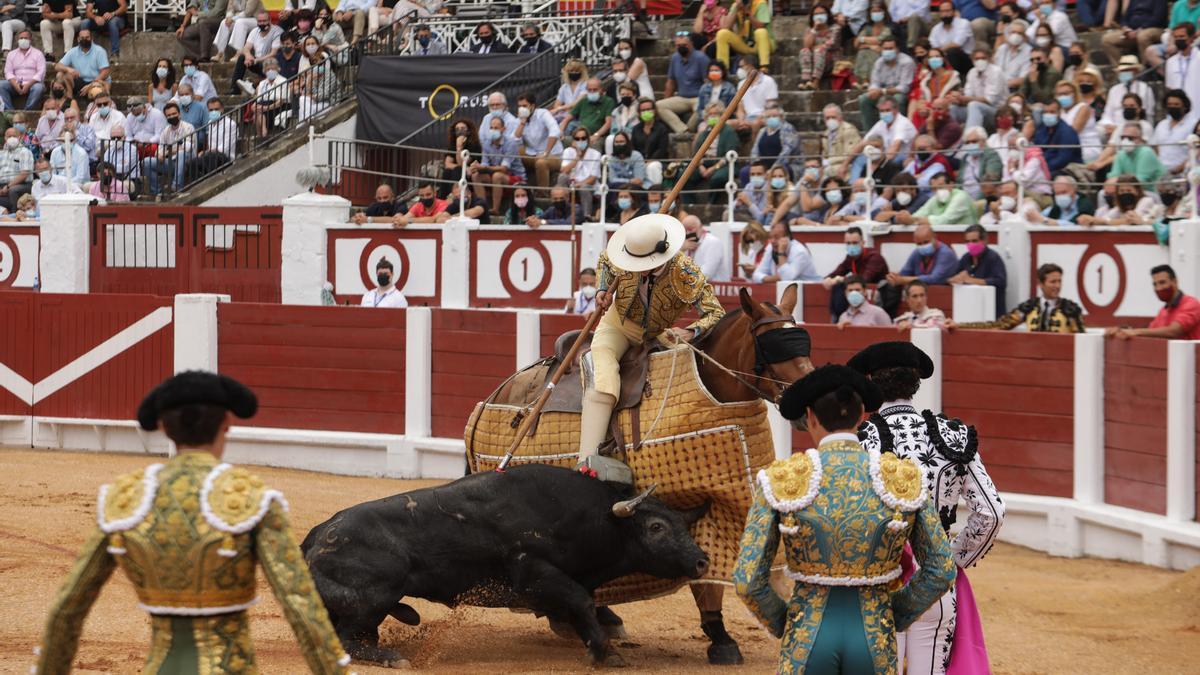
[605,213,686,272]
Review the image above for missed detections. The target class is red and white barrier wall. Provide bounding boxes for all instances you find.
[1,292,1196,568]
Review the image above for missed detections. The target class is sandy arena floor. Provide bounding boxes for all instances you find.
[1,449,1198,674]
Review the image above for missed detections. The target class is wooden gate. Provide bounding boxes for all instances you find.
[89,205,283,301]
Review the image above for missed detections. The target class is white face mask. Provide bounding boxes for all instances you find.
[896,191,913,206]
[612,71,627,83]
[973,59,989,71]
[580,285,597,299]
[266,69,279,80]
[736,67,749,80]
[305,43,319,55]
[17,38,29,50]
[999,195,1016,211]
[4,137,17,150]
[824,118,840,132]
[618,48,632,60]
[1035,36,1052,47]
[936,188,951,203]
[517,106,531,119]
[1006,32,1024,46]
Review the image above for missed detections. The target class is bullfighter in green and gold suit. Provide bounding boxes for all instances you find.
[582,214,725,471]
[734,365,956,674]
[35,371,351,675]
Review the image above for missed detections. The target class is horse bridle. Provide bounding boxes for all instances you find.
[747,315,813,401]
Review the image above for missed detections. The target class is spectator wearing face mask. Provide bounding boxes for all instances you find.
[32,156,74,201]
[836,275,892,329]
[361,258,408,308]
[560,77,614,144]
[905,174,978,227]
[606,131,644,199]
[410,23,447,56]
[894,280,946,330]
[606,83,641,152]
[49,131,89,185]
[1029,175,1094,227]
[903,134,953,195]
[2,30,46,112]
[251,60,289,135]
[799,4,840,90]
[174,81,208,131]
[830,178,890,225]
[274,31,308,80]
[9,113,37,156]
[88,160,129,202]
[102,126,138,178]
[771,159,825,226]
[820,104,859,179]
[472,115,525,216]
[505,186,542,226]
[464,21,509,54]
[177,0,228,63]
[569,267,598,315]
[696,60,736,121]
[685,101,739,205]
[613,190,644,225]
[59,105,95,161]
[851,2,890,83]
[956,126,1001,199]
[948,224,1006,317]
[614,39,652,99]
[392,181,447,227]
[747,104,799,180]
[352,182,406,224]
[478,91,519,147]
[928,2,973,74]
[888,223,960,286]
[1110,122,1164,189]
[823,225,888,321]
[557,128,601,218]
[752,220,820,282]
[656,32,709,134]
[876,172,929,224]
[231,11,281,96]
[87,91,124,140]
[1081,173,1163,225]
[35,100,65,153]
[1107,265,1200,340]
[0,128,33,212]
[124,96,166,143]
[860,37,915,130]
[311,8,347,53]
[1152,89,1196,175]
[550,59,587,124]
[732,55,776,135]
[537,186,584,226]
[852,96,918,173]
[438,181,490,224]
[149,58,176,110]
[516,23,552,54]
[141,101,194,195]
[1031,99,1081,175]
[513,91,562,189]
[1105,56,1156,126]
[950,46,1004,130]
[1019,47,1059,105]
[736,160,771,222]
[995,19,1031,91]
[55,28,109,97]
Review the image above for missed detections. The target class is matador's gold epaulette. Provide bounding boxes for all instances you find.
[200,463,288,558]
[97,463,165,554]
[669,253,705,304]
[870,450,927,531]
[756,449,823,513]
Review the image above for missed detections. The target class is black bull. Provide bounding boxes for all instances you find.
[301,464,711,666]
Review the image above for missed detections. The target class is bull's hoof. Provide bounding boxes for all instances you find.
[345,640,410,668]
[706,640,744,666]
[596,606,628,641]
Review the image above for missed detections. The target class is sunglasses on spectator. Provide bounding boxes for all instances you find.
[675,30,690,37]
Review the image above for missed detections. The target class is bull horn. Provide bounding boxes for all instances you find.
[612,484,658,518]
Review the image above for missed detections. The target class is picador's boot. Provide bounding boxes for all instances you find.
[700,610,744,666]
[577,390,632,485]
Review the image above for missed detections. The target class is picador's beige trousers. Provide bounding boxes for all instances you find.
[578,309,647,459]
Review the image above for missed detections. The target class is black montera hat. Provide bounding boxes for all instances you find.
[847,341,936,379]
[137,371,258,431]
[778,364,883,420]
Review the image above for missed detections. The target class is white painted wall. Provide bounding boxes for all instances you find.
[201,115,357,207]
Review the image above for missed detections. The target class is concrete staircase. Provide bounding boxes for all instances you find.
[100,32,251,109]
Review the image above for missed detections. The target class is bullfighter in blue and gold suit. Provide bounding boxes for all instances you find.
[734,365,956,674]
[34,372,351,674]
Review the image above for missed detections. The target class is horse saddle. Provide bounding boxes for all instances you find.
[542,329,657,415]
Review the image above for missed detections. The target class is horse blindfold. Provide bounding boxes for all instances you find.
[754,327,811,373]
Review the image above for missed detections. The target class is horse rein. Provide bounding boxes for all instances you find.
[672,313,807,404]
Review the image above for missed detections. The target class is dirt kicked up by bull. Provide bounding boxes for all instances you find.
[301,463,711,667]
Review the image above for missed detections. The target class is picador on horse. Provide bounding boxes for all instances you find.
[458,211,817,665]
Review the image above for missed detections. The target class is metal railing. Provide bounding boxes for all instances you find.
[107,9,422,199]
[401,8,630,67]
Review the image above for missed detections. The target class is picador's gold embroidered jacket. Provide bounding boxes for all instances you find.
[35,452,349,675]
[597,251,725,339]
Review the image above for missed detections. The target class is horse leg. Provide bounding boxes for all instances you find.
[691,584,744,666]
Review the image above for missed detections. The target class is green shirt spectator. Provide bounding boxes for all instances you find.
[1111,141,1165,191]
[914,184,979,225]
[1170,0,1200,28]
[564,77,615,137]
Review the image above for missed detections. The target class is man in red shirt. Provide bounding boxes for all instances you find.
[1107,265,1200,340]
[393,181,449,227]
[822,225,889,321]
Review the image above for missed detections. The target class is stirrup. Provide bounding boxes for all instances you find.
[577,455,633,485]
